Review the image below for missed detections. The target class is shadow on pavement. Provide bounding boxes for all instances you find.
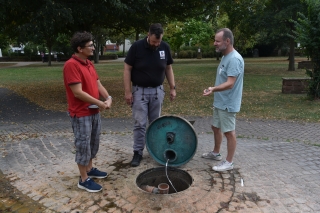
[0,87,67,123]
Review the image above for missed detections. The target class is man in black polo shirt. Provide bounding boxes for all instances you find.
[124,23,176,167]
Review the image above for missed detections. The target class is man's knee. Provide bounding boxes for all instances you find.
[211,125,219,131]
[212,125,223,135]
[224,130,236,139]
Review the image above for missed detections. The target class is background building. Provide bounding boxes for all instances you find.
[105,39,132,53]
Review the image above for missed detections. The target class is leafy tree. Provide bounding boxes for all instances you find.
[0,34,10,50]
[0,0,73,65]
[218,0,268,55]
[114,0,217,41]
[181,19,214,47]
[52,33,73,58]
[163,19,214,53]
[23,42,39,59]
[25,1,73,65]
[293,0,320,99]
[1,0,219,64]
[163,22,184,52]
[255,0,307,70]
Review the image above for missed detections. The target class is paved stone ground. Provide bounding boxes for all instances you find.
[0,87,320,213]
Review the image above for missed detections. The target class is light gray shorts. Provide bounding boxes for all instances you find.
[212,107,236,133]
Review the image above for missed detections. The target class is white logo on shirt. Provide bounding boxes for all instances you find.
[219,65,224,75]
[159,51,165,59]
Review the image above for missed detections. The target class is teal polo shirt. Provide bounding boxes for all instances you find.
[213,50,244,113]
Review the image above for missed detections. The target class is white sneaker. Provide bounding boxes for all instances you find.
[202,151,222,160]
[212,160,234,171]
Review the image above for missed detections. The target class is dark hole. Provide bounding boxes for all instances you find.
[136,167,193,194]
[165,150,176,161]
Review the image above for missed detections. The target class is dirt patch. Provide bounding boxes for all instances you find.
[0,63,16,68]
[0,170,46,213]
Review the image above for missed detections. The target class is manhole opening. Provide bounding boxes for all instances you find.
[136,166,193,194]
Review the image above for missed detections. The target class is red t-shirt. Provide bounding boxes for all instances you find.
[63,55,99,117]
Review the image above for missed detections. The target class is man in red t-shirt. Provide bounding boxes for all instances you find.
[63,32,112,193]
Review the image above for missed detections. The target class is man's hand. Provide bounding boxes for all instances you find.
[104,98,112,109]
[98,101,109,111]
[170,88,176,101]
[203,87,214,96]
[125,92,133,106]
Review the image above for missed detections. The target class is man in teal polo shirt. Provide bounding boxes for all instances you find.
[202,28,244,172]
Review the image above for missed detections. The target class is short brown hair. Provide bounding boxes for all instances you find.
[216,28,234,45]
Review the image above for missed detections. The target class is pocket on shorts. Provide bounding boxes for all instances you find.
[74,116,91,153]
[75,134,90,153]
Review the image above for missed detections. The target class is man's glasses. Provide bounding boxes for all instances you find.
[84,44,94,48]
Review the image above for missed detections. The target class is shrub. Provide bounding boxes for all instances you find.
[294,0,320,99]
[178,50,196,58]
[178,45,215,58]
[104,51,126,58]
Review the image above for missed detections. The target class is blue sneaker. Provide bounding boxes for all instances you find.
[78,177,102,192]
[87,167,108,179]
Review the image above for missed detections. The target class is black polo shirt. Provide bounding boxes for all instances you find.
[124,37,173,87]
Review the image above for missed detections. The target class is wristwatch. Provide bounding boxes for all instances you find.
[106,96,112,100]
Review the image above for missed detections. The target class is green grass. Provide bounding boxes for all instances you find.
[0,57,319,122]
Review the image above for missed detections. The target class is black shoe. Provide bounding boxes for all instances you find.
[131,151,142,167]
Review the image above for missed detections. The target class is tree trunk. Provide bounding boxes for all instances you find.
[100,45,104,56]
[94,41,99,64]
[123,38,126,56]
[48,45,52,66]
[288,37,295,71]
[46,37,54,66]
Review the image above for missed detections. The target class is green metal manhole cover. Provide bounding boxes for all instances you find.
[146,115,197,167]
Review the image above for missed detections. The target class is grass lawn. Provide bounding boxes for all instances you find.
[0,56,319,122]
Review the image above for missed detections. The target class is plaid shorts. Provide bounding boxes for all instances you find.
[69,113,101,166]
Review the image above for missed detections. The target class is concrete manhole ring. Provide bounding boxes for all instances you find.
[112,165,239,212]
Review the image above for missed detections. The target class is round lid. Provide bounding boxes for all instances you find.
[146,115,198,167]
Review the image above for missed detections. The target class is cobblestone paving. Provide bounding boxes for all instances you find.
[0,87,320,212]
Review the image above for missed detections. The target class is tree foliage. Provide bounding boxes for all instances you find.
[163,19,214,52]
[0,0,218,65]
[254,0,307,70]
[0,0,312,72]
[293,0,320,99]
[182,19,214,47]
[217,0,267,54]
[163,22,185,52]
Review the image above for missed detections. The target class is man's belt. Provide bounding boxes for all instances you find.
[132,84,161,88]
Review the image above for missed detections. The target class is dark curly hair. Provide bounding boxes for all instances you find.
[70,32,93,53]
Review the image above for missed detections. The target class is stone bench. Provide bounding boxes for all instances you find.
[297,61,313,69]
[282,77,310,94]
